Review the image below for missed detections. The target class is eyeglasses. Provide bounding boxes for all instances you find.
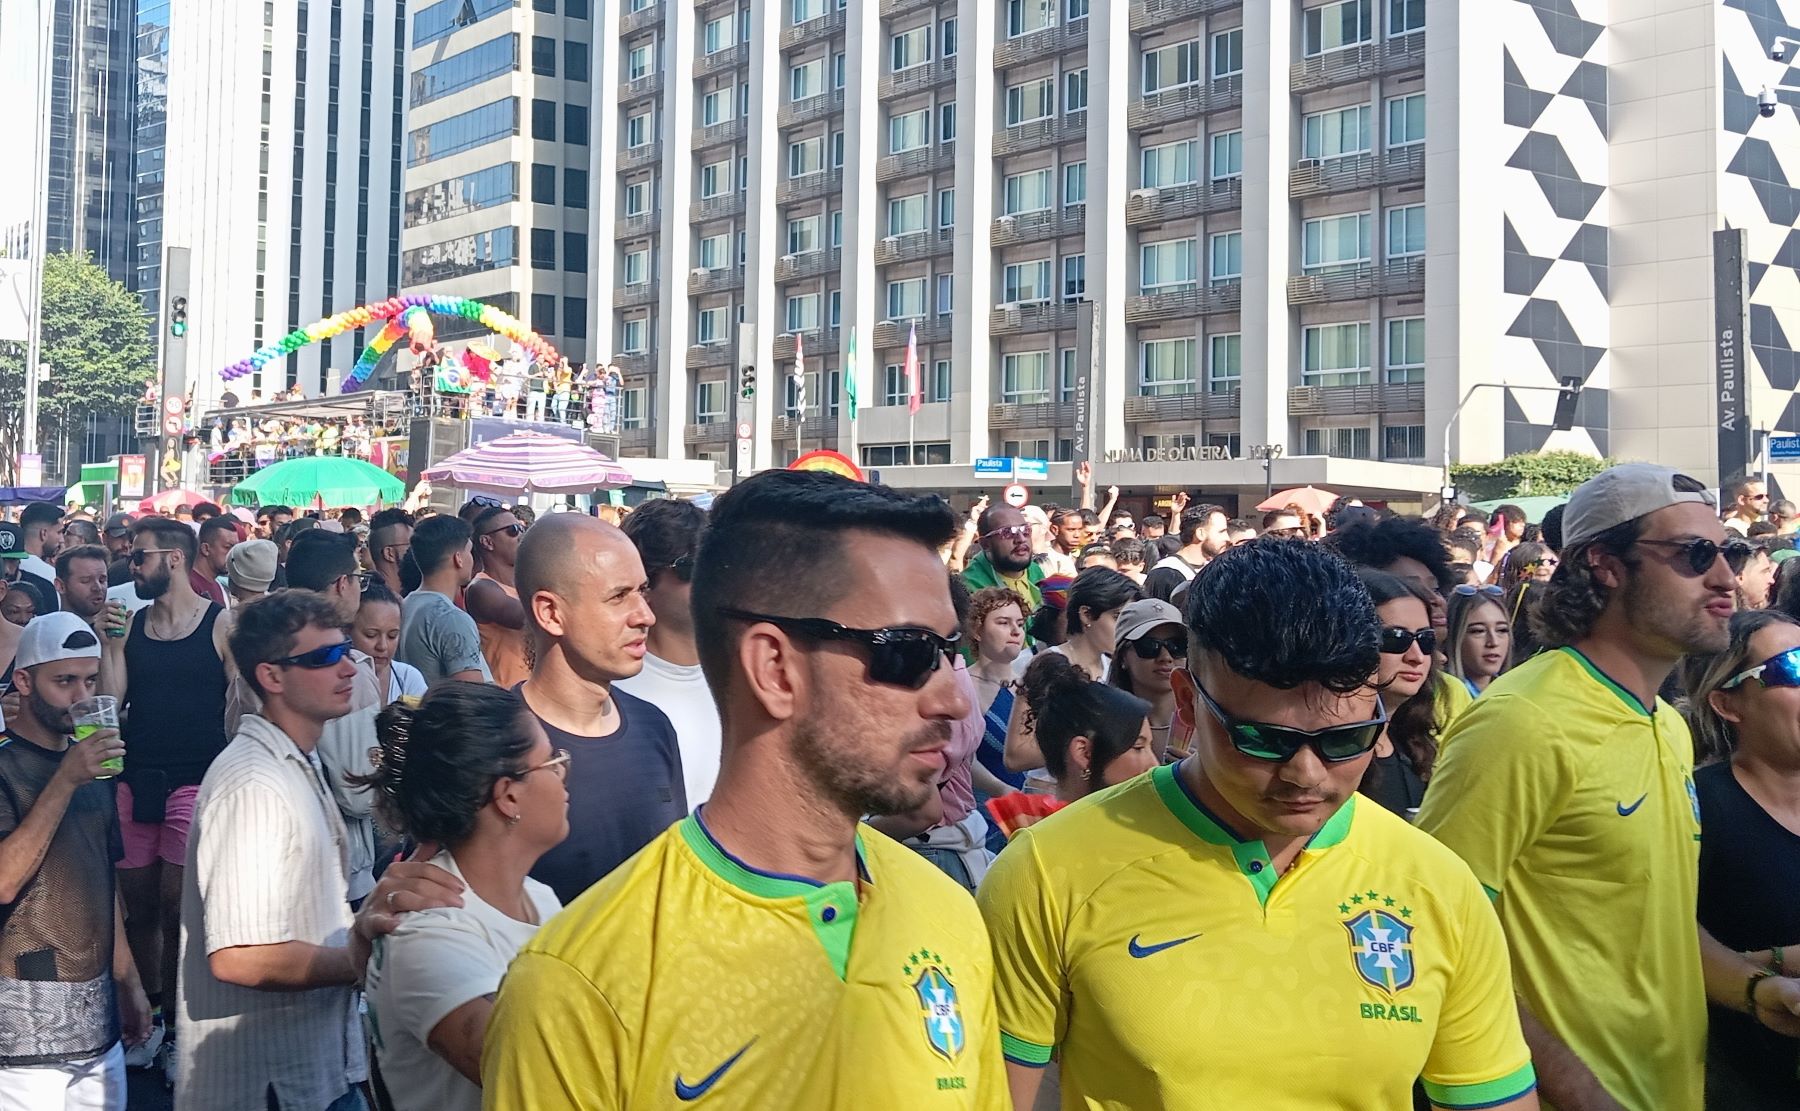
[1379,626,1437,656]
[1635,537,1754,577]
[660,554,695,583]
[1128,634,1188,660]
[128,548,176,566]
[270,639,354,669]
[339,571,372,591]
[1452,584,1504,598]
[980,524,1031,543]
[481,522,524,539]
[516,747,572,781]
[717,607,961,689]
[1192,677,1388,764]
[1263,527,1306,540]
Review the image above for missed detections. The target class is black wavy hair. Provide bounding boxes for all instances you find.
[284,530,360,593]
[1186,538,1380,695]
[1324,518,1456,592]
[228,589,345,699]
[1020,651,1149,787]
[410,514,473,576]
[130,515,196,566]
[1065,567,1142,634]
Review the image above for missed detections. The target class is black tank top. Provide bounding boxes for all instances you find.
[122,602,229,787]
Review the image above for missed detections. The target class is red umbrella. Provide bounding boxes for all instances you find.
[138,488,210,514]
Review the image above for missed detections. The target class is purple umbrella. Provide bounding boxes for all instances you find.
[421,430,634,495]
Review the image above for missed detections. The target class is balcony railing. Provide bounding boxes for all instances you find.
[619,1,664,35]
[684,420,734,446]
[1287,382,1426,416]
[686,343,736,370]
[1129,0,1240,34]
[772,413,838,439]
[987,401,1073,430]
[872,228,954,265]
[693,117,748,150]
[618,427,654,455]
[694,42,748,79]
[1124,283,1242,323]
[780,8,845,49]
[1123,389,1242,422]
[776,168,843,204]
[1286,256,1425,305]
[688,192,747,223]
[876,143,956,182]
[880,0,938,16]
[879,58,957,100]
[615,212,658,240]
[1288,144,1426,197]
[775,247,840,283]
[1124,178,1242,227]
[992,114,1084,157]
[990,206,1086,246]
[618,141,662,171]
[874,318,951,348]
[686,267,743,295]
[778,89,845,128]
[772,328,839,362]
[1291,32,1426,93]
[1127,75,1241,130]
[612,353,651,376]
[613,283,659,308]
[620,71,663,103]
[992,19,1087,69]
[989,301,1078,337]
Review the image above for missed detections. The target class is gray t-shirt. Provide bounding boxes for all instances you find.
[398,591,492,685]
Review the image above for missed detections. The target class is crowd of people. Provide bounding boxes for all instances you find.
[0,460,1797,1109]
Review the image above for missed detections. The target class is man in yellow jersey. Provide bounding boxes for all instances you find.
[978,539,1538,1111]
[482,470,1008,1108]
[1417,464,1800,1111]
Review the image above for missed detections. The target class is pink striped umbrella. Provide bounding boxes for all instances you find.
[421,430,634,494]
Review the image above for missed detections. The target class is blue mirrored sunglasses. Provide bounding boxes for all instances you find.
[1723,646,1800,691]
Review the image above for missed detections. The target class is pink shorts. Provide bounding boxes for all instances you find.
[116,783,200,870]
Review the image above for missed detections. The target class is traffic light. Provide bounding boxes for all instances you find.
[739,363,757,399]
[168,296,189,338]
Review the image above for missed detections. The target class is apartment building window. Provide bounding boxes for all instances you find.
[1062,254,1085,301]
[1208,332,1241,393]
[1386,317,1424,383]
[1387,204,1425,258]
[1058,348,1077,400]
[829,290,842,327]
[1006,0,1055,39]
[531,228,556,269]
[1143,434,1198,455]
[890,109,930,153]
[1003,168,1054,214]
[565,169,588,206]
[531,35,556,76]
[882,364,906,406]
[1064,69,1088,114]
[887,278,927,319]
[787,215,821,254]
[565,104,589,145]
[703,15,734,54]
[1210,130,1242,179]
[1302,322,1373,386]
[627,42,655,79]
[531,163,555,204]
[1383,425,1425,460]
[862,443,953,466]
[621,316,647,353]
[564,232,588,273]
[1001,351,1051,403]
[939,103,957,143]
[1003,259,1053,304]
[697,233,728,269]
[403,228,518,285]
[830,212,843,246]
[1389,0,1425,36]
[834,52,847,88]
[697,306,729,344]
[1140,238,1197,291]
[565,42,588,81]
[792,0,824,24]
[626,178,654,216]
[1302,104,1372,160]
[1211,27,1243,78]
[701,87,734,125]
[531,98,556,140]
[787,136,824,177]
[940,18,957,57]
[936,273,954,315]
[619,386,646,429]
[700,159,731,197]
[1209,231,1242,284]
[626,111,651,147]
[785,371,820,416]
[1067,0,1089,18]
[739,8,751,43]
[1304,0,1372,56]
[891,25,931,71]
[785,293,821,331]
[1063,162,1087,205]
[931,359,953,402]
[1142,40,1201,94]
[1005,78,1055,125]
[930,189,951,229]
[1305,426,1373,459]
[888,192,928,235]
[563,297,587,339]
[696,380,726,423]
[1142,139,1199,187]
[1387,93,1425,147]
[1140,338,1196,396]
[790,58,826,100]
[831,131,845,167]
[1003,439,1052,460]
[623,246,649,284]
[1302,213,1372,272]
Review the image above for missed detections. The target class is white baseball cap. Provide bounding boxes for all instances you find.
[14,612,103,671]
[1561,464,1716,549]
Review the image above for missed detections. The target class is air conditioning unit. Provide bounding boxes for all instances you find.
[1296,158,1323,169]
[882,235,900,245]
[780,253,796,263]
[690,267,710,277]
[996,214,1017,224]
[1130,187,1160,200]
[997,302,1019,312]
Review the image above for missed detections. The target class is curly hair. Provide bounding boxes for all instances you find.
[1324,518,1457,592]
[1019,651,1149,786]
[1530,517,1645,649]
[966,587,1026,656]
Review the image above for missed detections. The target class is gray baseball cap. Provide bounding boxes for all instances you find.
[1561,464,1716,549]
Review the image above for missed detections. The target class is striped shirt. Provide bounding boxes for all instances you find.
[175,715,367,1111]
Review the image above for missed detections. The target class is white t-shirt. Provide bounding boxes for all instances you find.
[365,852,561,1111]
[614,650,721,810]
[384,660,427,705]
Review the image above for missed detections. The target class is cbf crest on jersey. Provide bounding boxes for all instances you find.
[904,950,965,1062]
[1341,892,1417,995]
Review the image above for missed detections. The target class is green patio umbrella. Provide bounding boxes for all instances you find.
[1470,495,1568,524]
[230,456,405,509]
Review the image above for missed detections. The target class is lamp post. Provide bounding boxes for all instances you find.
[1249,443,1284,498]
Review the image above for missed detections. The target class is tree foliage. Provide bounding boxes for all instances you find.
[0,252,155,484]
[1450,450,1615,501]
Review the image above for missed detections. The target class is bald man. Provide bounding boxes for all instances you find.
[514,514,687,904]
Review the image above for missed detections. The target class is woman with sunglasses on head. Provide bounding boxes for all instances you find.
[357,682,569,1111]
[1355,570,1443,817]
[1021,651,1155,801]
[1678,609,1800,1109]
[1445,585,1513,696]
[1107,598,1187,760]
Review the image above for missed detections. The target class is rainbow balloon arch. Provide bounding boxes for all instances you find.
[217,294,561,393]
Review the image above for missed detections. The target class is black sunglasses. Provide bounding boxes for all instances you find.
[1193,677,1388,763]
[660,554,695,583]
[469,495,505,508]
[1379,626,1437,656]
[482,522,525,538]
[1636,538,1753,577]
[717,607,960,689]
[271,640,353,669]
[1129,635,1188,660]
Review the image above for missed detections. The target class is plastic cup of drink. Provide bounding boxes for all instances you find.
[70,695,122,778]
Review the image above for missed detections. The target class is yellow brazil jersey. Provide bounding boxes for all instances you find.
[1416,646,1705,1111]
[976,763,1535,1110]
[481,813,1008,1110]
[1433,670,1475,732]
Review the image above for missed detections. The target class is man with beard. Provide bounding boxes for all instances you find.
[365,508,414,598]
[101,513,135,588]
[51,545,110,626]
[507,512,682,905]
[484,471,1007,1108]
[1142,503,1229,604]
[962,505,1046,614]
[188,516,235,607]
[98,516,231,1077]
[15,503,62,614]
[1418,465,1800,1111]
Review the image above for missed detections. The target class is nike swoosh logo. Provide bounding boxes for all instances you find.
[674,1040,754,1101]
[1128,932,1203,958]
[1617,794,1648,817]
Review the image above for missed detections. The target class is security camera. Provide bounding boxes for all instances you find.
[1760,87,1780,118]
[1775,43,1788,62]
